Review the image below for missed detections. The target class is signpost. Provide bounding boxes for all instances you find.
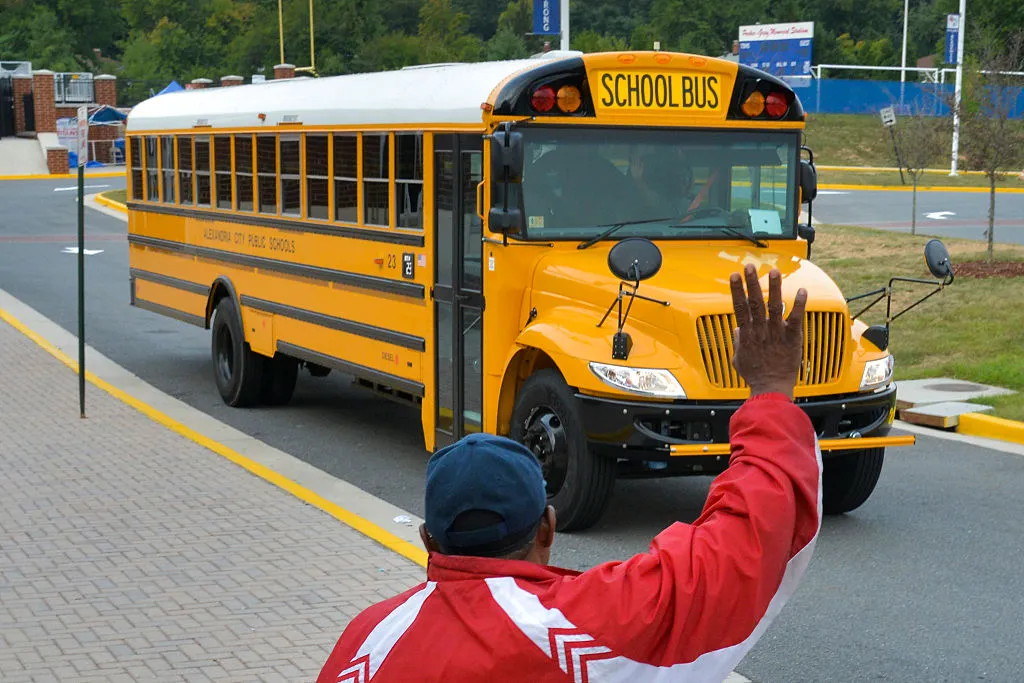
[738,22,815,87]
[949,1,966,176]
[945,13,961,66]
[880,106,906,185]
[76,105,88,418]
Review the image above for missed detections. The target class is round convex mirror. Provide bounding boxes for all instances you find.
[924,239,953,279]
[607,238,663,282]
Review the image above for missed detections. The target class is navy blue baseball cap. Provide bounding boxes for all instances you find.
[425,433,547,556]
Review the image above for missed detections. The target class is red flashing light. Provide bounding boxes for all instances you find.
[765,91,789,118]
[531,85,556,113]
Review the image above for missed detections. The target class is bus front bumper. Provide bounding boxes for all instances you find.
[576,384,912,461]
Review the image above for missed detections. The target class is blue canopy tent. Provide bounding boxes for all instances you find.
[157,80,185,96]
[67,105,129,169]
[87,104,128,125]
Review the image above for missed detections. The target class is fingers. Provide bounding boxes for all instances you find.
[729,273,750,326]
[744,263,766,326]
[767,269,784,326]
[786,287,809,342]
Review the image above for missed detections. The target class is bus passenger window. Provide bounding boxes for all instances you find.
[235,135,254,211]
[363,133,389,227]
[280,136,301,216]
[306,135,329,220]
[160,136,176,204]
[129,138,143,201]
[194,136,211,207]
[333,134,358,223]
[396,133,423,229]
[214,136,232,210]
[177,136,193,205]
[145,137,159,202]
[257,135,277,214]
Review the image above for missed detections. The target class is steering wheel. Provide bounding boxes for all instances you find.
[678,206,733,224]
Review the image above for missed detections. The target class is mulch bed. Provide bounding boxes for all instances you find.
[953,261,1024,279]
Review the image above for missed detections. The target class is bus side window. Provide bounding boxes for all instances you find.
[333,134,358,223]
[257,135,277,214]
[145,136,159,202]
[177,136,193,206]
[280,135,301,216]
[194,136,211,207]
[129,137,143,201]
[161,136,176,204]
[214,135,232,209]
[396,133,423,229]
[306,134,329,220]
[235,135,254,211]
[363,133,390,227]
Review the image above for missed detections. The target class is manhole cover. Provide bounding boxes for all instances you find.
[926,382,984,392]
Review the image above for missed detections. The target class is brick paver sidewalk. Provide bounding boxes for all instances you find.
[0,319,424,682]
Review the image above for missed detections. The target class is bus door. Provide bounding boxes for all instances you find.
[433,134,484,448]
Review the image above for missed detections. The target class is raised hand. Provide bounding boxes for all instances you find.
[729,264,808,400]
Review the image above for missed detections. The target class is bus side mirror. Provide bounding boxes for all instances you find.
[799,159,817,204]
[488,127,526,235]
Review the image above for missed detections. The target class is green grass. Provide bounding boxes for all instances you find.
[804,114,912,167]
[818,169,1024,189]
[103,189,127,204]
[816,224,1024,421]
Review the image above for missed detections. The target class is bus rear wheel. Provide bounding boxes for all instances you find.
[211,297,264,407]
[510,369,615,533]
[823,447,885,514]
[260,354,299,406]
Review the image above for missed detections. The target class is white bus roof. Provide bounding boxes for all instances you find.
[126,57,580,133]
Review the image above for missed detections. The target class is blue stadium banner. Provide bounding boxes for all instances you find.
[738,22,815,87]
[945,14,960,65]
[532,0,560,36]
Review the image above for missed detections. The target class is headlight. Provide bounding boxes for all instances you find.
[860,355,894,391]
[589,362,686,398]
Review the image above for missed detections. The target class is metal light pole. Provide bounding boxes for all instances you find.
[560,0,570,51]
[950,0,967,176]
[278,0,285,65]
[900,0,909,83]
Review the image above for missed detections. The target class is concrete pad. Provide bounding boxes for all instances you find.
[0,136,48,175]
[901,401,994,429]
[896,378,1015,410]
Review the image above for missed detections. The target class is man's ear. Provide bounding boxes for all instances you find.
[419,523,441,553]
[538,505,556,549]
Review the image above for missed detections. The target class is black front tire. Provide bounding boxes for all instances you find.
[211,297,264,407]
[823,447,885,514]
[260,354,299,406]
[510,369,616,532]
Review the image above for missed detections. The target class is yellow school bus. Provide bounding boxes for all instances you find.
[124,51,948,531]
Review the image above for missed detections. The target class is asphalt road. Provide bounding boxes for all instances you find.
[815,187,1024,244]
[3,177,1023,681]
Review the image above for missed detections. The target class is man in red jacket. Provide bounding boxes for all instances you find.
[318,264,818,683]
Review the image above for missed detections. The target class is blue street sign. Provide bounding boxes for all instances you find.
[532,0,560,36]
[945,14,960,65]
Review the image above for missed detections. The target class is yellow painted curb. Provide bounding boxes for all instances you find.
[819,183,1024,194]
[0,170,127,180]
[817,165,1010,177]
[957,413,1024,447]
[0,305,428,569]
[95,192,128,213]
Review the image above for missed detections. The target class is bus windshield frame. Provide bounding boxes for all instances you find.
[516,126,801,244]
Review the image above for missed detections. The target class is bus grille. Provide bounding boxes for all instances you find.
[696,311,847,389]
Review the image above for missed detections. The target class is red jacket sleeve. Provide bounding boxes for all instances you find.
[548,393,821,671]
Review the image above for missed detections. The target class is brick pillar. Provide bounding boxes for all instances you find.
[46,147,69,174]
[274,63,295,80]
[94,75,117,106]
[221,75,244,87]
[12,75,32,134]
[187,78,213,90]
[32,70,56,134]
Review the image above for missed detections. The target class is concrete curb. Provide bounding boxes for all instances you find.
[956,413,1024,447]
[94,191,127,213]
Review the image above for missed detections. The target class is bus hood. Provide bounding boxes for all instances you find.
[528,241,848,364]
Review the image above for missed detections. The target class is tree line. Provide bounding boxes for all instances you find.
[0,0,1021,105]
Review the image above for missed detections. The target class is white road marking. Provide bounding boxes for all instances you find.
[924,211,956,220]
[54,184,111,192]
[61,247,104,255]
[816,190,850,195]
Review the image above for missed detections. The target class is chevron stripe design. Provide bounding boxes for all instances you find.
[335,654,370,683]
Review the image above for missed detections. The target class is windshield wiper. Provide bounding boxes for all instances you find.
[720,227,769,248]
[577,216,673,250]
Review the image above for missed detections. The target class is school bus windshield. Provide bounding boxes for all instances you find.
[519,128,799,242]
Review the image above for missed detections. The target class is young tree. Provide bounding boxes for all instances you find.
[892,105,944,235]
[954,32,1024,262]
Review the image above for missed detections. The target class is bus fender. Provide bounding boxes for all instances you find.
[205,276,241,329]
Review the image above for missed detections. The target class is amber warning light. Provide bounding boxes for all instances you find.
[530,84,583,114]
